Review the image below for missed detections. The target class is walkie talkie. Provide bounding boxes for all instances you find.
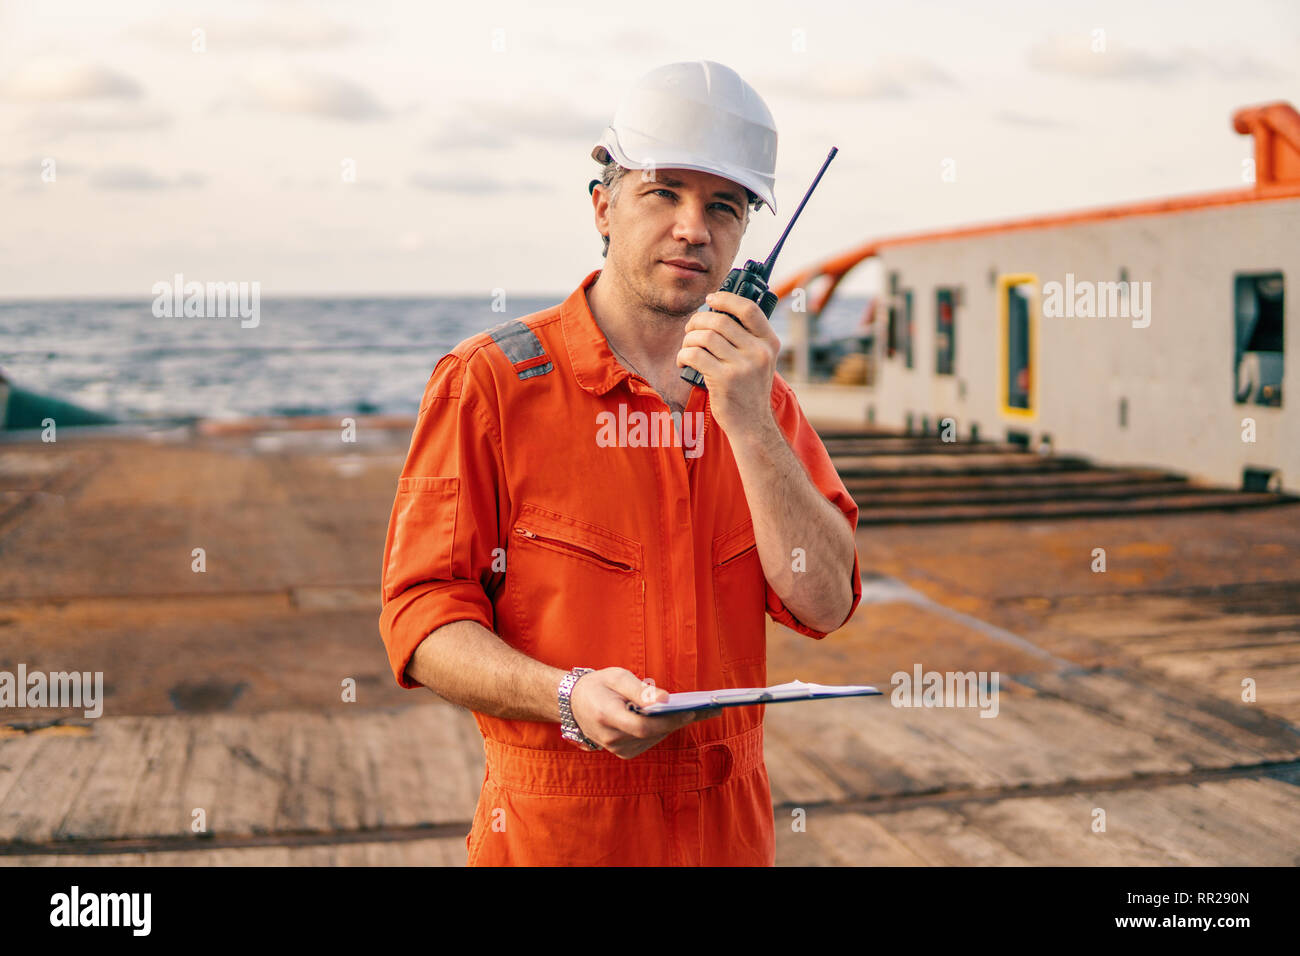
[681,146,839,389]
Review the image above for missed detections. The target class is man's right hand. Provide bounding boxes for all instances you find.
[567,667,719,759]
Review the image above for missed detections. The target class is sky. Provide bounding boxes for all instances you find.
[0,0,1296,298]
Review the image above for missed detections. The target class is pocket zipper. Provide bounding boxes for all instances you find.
[515,525,635,572]
[717,540,757,568]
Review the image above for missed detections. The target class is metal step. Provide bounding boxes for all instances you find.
[842,468,1185,494]
[817,428,1296,523]
[850,479,1209,508]
[835,454,1093,479]
[855,492,1299,524]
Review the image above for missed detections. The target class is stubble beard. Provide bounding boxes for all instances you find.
[626,257,708,324]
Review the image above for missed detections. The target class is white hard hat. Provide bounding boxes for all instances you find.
[592,60,778,215]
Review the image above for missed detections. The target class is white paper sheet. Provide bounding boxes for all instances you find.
[629,679,881,715]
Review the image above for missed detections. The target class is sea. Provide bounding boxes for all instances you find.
[0,292,870,421]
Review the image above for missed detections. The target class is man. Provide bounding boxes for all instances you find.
[379,60,862,866]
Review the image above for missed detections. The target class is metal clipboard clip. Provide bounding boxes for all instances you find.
[710,689,774,706]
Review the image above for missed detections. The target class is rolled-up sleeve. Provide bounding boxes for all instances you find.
[379,350,506,688]
[763,377,863,639]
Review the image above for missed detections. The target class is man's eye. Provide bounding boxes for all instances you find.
[652,190,736,217]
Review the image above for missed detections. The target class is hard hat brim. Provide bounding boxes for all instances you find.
[591,133,777,215]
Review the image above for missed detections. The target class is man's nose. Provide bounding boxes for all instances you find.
[671,199,711,245]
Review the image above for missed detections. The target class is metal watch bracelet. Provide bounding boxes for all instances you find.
[558,666,600,750]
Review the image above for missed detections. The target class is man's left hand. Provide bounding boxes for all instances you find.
[676,290,781,443]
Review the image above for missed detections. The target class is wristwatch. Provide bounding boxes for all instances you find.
[558,667,600,750]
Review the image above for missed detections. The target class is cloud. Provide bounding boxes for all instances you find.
[132,14,358,51]
[238,69,387,121]
[426,125,510,150]
[1180,50,1287,80]
[0,60,142,102]
[1,156,76,191]
[427,96,606,151]
[408,172,549,194]
[598,28,675,55]
[0,155,79,175]
[993,110,1072,129]
[761,57,956,101]
[23,105,173,135]
[89,165,205,190]
[1028,35,1184,79]
[1028,36,1289,83]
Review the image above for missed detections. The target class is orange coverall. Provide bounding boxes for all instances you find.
[379,268,863,865]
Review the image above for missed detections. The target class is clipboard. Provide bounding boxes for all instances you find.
[626,679,882,716]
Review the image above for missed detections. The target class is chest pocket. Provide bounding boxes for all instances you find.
[506,502,645,675]
[712,519,767,676]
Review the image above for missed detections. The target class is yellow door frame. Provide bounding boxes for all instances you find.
[998,273,1038,420]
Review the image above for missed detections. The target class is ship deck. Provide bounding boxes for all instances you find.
[1,419,1298,865]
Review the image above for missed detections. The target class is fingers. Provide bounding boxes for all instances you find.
[577,669,663,735]
[676,344,723,378]
[687,311,747,350]
[611,734,671,760]
[698,292,782,355]
[618,702,692,738]
[609,708,716,758]
[627,704,726,751]
[601,668,659,705]
[705,291,774,340]
[573,669,711,758]
[638,709,698,733]
[681,328,743,363]
[568,669,728,762]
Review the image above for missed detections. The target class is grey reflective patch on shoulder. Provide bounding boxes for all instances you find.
[486,319,553,380]
[516,362,553,380]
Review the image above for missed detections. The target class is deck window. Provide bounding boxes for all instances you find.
[886,291,913,367]
[997,274,1037,418]
[936,288,956,375]
[892,290,913,368]
[1234,273,1284,407]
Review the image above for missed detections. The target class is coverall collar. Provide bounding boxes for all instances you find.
[566,267,708,400]
[563,268,628,396]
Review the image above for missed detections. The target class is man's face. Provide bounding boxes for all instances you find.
[596,166,749,318]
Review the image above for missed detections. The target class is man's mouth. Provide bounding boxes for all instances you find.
[662,258,708,277]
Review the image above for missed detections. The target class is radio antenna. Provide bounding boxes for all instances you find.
[757,146,838,282]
